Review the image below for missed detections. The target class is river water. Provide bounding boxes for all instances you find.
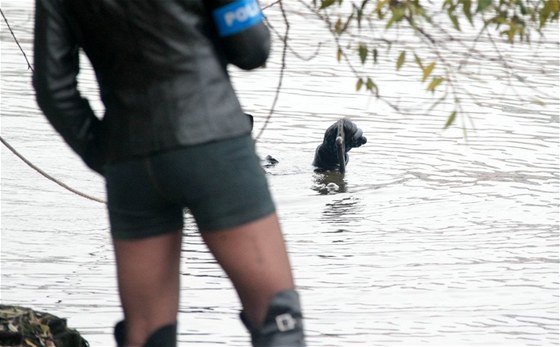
[1,1,559,346]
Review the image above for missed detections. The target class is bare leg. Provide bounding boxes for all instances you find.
[113,230,182,347]
[201,213,295,327]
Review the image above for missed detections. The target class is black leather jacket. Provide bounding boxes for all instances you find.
[33,0,258,173]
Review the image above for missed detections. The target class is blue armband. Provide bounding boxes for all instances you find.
[212,0,264,37]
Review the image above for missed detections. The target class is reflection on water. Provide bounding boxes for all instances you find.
[313,171,348,195]
[1,1,559,346]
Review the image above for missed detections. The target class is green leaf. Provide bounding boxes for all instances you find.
[386,13,398,28]
[320,0,336,10]
[366,77,379,97]
[476,0,492,13]
[372,48,378,64]
[365,77,374,90]
[463,0,474,25]
[358,43,368,64]
[530,98,546,106]
[385,7,405,29]
[444,111,457,129]
[414,53,424,69]
[356,78,364,91]
[357,7,364,29]
[396,50,406,70]
[422,62,436,82]
[334,18,343,33]
[518,1,528,16]
[335,12,354,35]
[376,0,389,12]
[505,24,516,43]
[337,47,342,62]
[449,12,461,31]
[538,0,558,29]
[427,77,445,92]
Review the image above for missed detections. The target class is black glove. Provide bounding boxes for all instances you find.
[82,121,106,175]
[206,0,270,70]
[338,118,367,150]
[313,118,367,170]
[245,113,254,130]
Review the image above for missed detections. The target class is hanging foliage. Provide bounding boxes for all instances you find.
[286,0,559,131]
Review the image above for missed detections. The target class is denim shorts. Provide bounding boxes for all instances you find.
[104,135,276,239]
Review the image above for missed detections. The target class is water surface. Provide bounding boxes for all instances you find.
[1,1,559,346]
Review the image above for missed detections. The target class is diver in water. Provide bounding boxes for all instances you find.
[312,118,367,171]
[247,115,367,172]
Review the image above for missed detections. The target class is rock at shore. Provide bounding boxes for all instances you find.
[0,305,88,347]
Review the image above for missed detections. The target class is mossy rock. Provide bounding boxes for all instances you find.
[0,305,88,347]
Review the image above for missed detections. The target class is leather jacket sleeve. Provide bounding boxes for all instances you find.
[204,0,270,70]
[33,0,104,174]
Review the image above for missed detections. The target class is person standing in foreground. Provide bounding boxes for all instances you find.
[32,0,306,346]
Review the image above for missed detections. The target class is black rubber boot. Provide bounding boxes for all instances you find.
[143,324,176,347]
[114,321,126,347]
[241,289,306,347]
[113,321,177,347]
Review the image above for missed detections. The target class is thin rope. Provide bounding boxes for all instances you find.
[1,136,106,203]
